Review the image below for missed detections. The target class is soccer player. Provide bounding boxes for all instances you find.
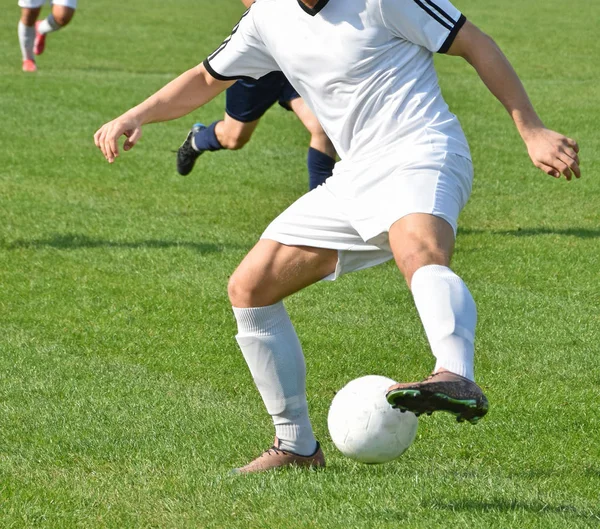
[177,0,336,190]
[18,0,77,72]
[95,0,580,474]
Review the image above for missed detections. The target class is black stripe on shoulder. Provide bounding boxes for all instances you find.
[203,59,256,83]
[437,14,466,53]
[208,8,251,62]
[412,0,452,30]
[423,0,457,25]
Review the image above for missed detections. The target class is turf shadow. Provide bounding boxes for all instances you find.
[1,233,240,254]
[423,499,600,521]
[459,227,600,238]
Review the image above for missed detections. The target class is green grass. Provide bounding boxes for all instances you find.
[1,0,599,527]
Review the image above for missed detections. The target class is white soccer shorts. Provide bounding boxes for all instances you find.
[261,152,473,280]
[18,0,77,8]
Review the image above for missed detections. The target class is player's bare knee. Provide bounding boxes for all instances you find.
[52,7,75,26]
[396,247,450,285]
[228,270,265,308]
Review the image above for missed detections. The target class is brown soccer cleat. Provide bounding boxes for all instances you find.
[386,371,489,424]
[231,437,325,474]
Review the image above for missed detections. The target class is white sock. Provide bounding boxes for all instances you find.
[18,21,35,61]
[233,302,317,456]
[37,14,61,35]
[411,265,477,381]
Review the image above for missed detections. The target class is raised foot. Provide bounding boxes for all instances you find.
[176,123,206,175]
[34,21,46,56]
[386,371,489,425]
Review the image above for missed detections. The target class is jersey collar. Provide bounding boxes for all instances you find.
[297,0,330,16]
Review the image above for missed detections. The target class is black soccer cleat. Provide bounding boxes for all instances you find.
[176,123,206,176]
[386,371,489,424]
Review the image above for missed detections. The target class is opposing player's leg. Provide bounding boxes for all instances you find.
[176,116,259,176]
[34,1,76,56]
[228,238,337,474]
[177,74,280,175]
[384,214,488,424]
[18,4,42,71]
[286,93,336,190]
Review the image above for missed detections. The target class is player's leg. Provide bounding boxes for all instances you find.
[285,91,336,190]
[18,3,42,71]
[382,158,488,423]
[176,114,259,176]
[228,182,385,473]
[34,0,77,56]
[228,239,337,473]
[177,74,280,176]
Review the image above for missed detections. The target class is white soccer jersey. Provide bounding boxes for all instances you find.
[205,0,471,163]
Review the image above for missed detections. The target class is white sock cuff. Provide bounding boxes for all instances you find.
[38,14,61,35]
[435,355,474,381]
[411,264,460,288]
[18,21,34,31]
[232,302,291,337]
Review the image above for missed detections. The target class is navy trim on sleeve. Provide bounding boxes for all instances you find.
[437,14,466,54]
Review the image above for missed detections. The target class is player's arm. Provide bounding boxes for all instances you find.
[446,21,580,180]
[94,64,234,163]
[240,0,254,8]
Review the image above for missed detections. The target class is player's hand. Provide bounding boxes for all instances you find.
[524,128,580,181]
[94,114,143,163]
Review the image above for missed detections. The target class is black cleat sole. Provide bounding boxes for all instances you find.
[387,389,488,425]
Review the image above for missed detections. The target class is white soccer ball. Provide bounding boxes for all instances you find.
[327,375,418,464]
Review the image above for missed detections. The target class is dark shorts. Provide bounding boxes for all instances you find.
[225,71,300,123]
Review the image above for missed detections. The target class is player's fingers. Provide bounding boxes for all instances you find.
[97,129,110,162]
[93,128,102,148]
[565,137,579,154]
[560,145,579,166]
[123,127,142,151]
[558,152,580,179]
[553,160,572,181]
[537,162,560,179]
[107,128,120,163]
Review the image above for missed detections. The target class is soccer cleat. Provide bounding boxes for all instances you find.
[34,21,46,56]
[231,437,325,474]
[22,59,37,72]
[386,371,489,424]
[176,123,205,175]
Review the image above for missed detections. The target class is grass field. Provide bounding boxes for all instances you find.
[1,0,599,527]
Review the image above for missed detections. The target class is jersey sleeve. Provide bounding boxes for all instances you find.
[379,0,466,53]
[203,7,280,81]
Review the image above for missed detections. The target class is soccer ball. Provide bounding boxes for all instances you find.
[327,375,418,464]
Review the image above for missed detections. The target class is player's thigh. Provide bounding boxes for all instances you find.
[389,213,456,287]
[51,0,77,8]
[20,6,42,23]
[18,0,45,11]
[228,239,337,308]
[288,97,322,135]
